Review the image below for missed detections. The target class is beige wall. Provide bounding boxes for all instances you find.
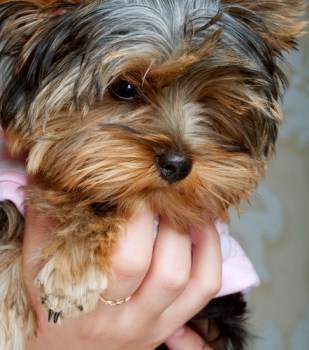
[230,32,309,349]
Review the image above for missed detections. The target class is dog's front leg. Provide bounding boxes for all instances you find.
[35,232,114,323]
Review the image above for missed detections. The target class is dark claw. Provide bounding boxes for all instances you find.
[53,312,61,324]
[78,305,84,312]
[48,309,54,323]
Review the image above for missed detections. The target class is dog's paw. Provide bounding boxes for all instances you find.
[36,258,108,323]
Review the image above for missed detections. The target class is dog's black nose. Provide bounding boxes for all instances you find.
[156,152,192,183]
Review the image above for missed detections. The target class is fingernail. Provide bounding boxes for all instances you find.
[173,327,185,337]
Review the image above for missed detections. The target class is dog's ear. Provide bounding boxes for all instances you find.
[220,1,305,158]
[0,1,43,129]
[0,1,82,131]
[222,0,305,53]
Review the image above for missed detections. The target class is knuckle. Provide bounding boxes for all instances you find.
[113,254,149,279]
[157,269,189,292]
[195,278,221,300]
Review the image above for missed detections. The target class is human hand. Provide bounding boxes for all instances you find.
[23,206,221,350]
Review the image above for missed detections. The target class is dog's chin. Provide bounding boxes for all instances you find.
[149,186,220,224]
[87,159,257,228]
[88,180,230,231]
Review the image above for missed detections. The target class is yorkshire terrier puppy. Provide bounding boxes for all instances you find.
[0,0,304,349]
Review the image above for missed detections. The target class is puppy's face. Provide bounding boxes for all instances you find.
[0,0,304,226]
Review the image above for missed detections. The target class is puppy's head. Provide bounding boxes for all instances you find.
[0,0,304,226]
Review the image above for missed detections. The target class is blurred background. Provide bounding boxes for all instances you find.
[230,27,309,350]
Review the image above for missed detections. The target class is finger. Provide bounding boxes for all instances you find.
[132,217,192,317]
[166,326,212,350]
[163,222,222,326]
[101,205,155,301]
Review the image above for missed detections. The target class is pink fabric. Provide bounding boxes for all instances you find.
[215,221,260,297]
[0,130,27,214]
[0,131,260,297]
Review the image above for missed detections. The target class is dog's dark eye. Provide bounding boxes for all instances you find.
[109,80,140,101]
